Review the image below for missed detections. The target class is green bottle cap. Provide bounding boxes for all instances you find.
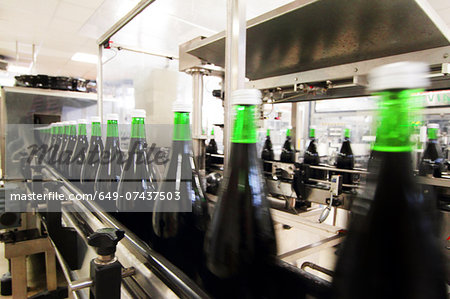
[427,124,439,140]
[344,128,350,138]
[173,112,191,141]
[90,116,102,137]
[286,128,291,137]
[231,105,257,143]
[211,128,215,136]
[106,119,119,137]
[372,89,422,152]
[309,128,315,138]
[131,109,146,139]
[266,129,270,136]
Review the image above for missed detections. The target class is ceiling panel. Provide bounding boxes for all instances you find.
[0,0,449,82]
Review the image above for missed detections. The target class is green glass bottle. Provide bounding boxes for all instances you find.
[204,89,277,298]
[95,114,123,211]
[152,101,210,279]
[333,62,447,299]
[69,119,88,186]
[81,116,104,193]
[116,109,158,243]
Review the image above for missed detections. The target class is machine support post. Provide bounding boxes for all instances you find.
[224,0,247,167]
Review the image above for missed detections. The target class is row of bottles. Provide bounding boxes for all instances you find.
[260,121,446,182]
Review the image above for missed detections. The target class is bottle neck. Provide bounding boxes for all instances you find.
[64,126,69,135]
[231,105,257,143]
[131,117,146,139]
[173,112,191,141]
[91,122,102,137]
[78,124,87,136]
[106,120,119,138]
[69,125,76,136]
[372,89,421,152]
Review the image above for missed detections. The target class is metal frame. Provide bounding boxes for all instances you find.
[96,0,157,120]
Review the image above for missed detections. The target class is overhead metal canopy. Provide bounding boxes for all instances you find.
[186,0,450,81]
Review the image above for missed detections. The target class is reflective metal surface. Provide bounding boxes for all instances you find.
[186,0,450,81]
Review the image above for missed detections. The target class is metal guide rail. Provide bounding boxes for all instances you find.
[33,164,337,298]
[40,165,210,299]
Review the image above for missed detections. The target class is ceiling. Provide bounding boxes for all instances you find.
[0,0,449,82]
[0,0,293,82]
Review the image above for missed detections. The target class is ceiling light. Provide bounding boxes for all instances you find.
[7,64,31,74]
[72,52,98,64]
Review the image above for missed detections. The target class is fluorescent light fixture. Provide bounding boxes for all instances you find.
[7,64,31,74]
[72,52,98,64]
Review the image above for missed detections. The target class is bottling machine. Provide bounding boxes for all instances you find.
[1,0,450,297]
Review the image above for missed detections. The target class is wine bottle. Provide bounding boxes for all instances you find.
[116,109,158,243]
[81,116,104,194]
[48,122,63,168]
[280,128,295,163]
[152,101,210,279]
[261,129,274,173]
[69,119,88,187]
[57,121,70,171]
[206,128,218,154]
[45,123,57,164]
[419,123,444,178]
[95,114,123,212]
[303,127,321,182]
[204,89,277,298]
[335,128,355,189]
[261,129,274,161]
[333,62,447,299]
[60,121,77,178]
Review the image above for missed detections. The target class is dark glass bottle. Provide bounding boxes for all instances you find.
[262,128,274,173]
[95,114,123,212]
[47,122,63,168]
[280,128,295,163]
[116,109,158,243]
[81,117,104,194]
[419,124,444,178]
[45,123,57,164]
[60,121,77,178]
[152,104,210,279]
[335,128,355,189]
[57,121,69,172]
[261,129,274,161]
[206,128,218,154]
[303,127,321,182]
[204,89,277,298]
[69,119,88,187]
[333,62,447,299]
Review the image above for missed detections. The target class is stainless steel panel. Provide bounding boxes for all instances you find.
[186,0,450,81]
